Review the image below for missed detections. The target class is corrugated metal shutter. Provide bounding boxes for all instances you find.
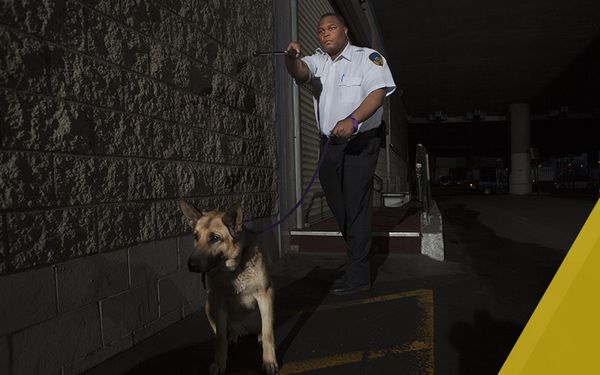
[298,0,335,226]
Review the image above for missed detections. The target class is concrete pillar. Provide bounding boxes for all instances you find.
[509,103,532,194]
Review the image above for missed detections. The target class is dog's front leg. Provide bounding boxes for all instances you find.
[209,303,228,375]
[256,286,278,374]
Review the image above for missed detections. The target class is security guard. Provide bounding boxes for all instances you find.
[285,13,396,295]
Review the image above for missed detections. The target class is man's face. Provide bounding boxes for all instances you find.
[318,16,348,56]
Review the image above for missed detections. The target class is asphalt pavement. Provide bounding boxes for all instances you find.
[85,193,597,375]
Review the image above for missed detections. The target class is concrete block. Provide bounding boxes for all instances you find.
[95,157,129,203]
[97,203,156,251]
[190,61,214,96]
[0,217,5,274]
[94,110,154,158]
[149,42,191,89]
[172,91,210,126]
[209,101,232,134]
[50,47,123,109]
[181,130,224,164]
[54,155,97,206]
[162,0,196,22]
[154,200,188,239]
[120,0,162,38]
[195,31,219,67]
[0,0,53,35]
[100,285,159,343]
[193,1,215,36]
[152,161,179,198]
[87,11,149,74]
[78,0,121,18]
[0,151,56,209]
[123,73,172,121]
[182,298,205,317]
[158,271,204,316]
[213,44,236,75]
[130,238,179,288]
[63,335,133,375]
[56,250,128,312]
[0,22,50,94]
[153,121,183,160]
[11,304,101,375]
[0,266,56,336]
[50,0,87,52]
[211,166,240,195]
[133,308,180,344]
[127,158,157,200]
[219,107,243,136]
[176,162,213,197]
[0,88,95,155]
[6,207,97,271]
[0,335,8,375]
[128,160,178,200]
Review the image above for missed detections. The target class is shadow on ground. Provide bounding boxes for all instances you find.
[123,267,343,374]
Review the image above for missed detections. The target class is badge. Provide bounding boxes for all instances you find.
[369,52,383,66]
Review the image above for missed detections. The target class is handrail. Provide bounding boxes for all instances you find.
[415,144,432,215]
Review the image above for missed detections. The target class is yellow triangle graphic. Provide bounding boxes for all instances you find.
[500,199,600,374]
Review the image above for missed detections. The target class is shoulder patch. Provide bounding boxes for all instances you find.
[369,52,383,66]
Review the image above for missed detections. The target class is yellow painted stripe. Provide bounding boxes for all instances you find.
[278,289,433,317]
[277,341,433,375]
[230,289,435,375]
[500,200,600,374]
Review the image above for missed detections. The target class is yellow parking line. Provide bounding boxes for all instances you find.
[278,289,433,317]
[231,289,434,375]
[279,340,433,375]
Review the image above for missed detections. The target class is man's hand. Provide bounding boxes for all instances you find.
[284,41,310,83]
[285,42,302,60]
[331,118,355,138]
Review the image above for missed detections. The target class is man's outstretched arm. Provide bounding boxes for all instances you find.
[284,41,311,84]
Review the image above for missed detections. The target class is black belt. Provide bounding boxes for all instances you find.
[321,124,383,146]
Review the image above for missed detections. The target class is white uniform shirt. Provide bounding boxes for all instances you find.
[301,43,396,136]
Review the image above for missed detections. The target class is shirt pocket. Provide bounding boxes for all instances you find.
[338,76,362,103]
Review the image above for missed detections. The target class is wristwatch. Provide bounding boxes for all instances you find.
[349,114,359,133]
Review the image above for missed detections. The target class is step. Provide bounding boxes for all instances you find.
[290,206,422,254]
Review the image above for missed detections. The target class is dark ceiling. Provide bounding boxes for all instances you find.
[371,0,600,118]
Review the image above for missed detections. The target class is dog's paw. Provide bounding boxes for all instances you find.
[263,361,279,374]
[209,362,226,375]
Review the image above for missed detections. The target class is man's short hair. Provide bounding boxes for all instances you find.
[319,12,346,27]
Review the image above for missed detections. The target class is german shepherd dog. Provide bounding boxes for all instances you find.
[179,200,279,375]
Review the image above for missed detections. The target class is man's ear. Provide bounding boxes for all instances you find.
[179,199,202,228]
[223,201,243,237]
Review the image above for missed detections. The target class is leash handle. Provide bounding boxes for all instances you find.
[258,138,331,235]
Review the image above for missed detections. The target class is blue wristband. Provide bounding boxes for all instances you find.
[349,114,359,133]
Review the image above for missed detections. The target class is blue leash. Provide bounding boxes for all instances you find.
[257,138,332,235]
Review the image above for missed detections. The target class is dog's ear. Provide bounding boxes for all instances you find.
[223,201,243,236]
[179,200,202,228]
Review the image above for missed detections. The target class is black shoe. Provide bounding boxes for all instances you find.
[331,276,346,290]
[329,282,371,296]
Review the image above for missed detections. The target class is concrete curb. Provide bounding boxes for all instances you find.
[421,200,445,261]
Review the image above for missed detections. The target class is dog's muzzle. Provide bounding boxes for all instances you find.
[187,253,222,273]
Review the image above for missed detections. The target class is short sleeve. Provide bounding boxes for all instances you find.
[361,50,396,97]
[301,54,318,76]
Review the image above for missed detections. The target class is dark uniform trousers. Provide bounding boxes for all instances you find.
[319,131,381,286]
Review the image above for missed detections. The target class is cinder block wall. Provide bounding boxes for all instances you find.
[0,0,276,373]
